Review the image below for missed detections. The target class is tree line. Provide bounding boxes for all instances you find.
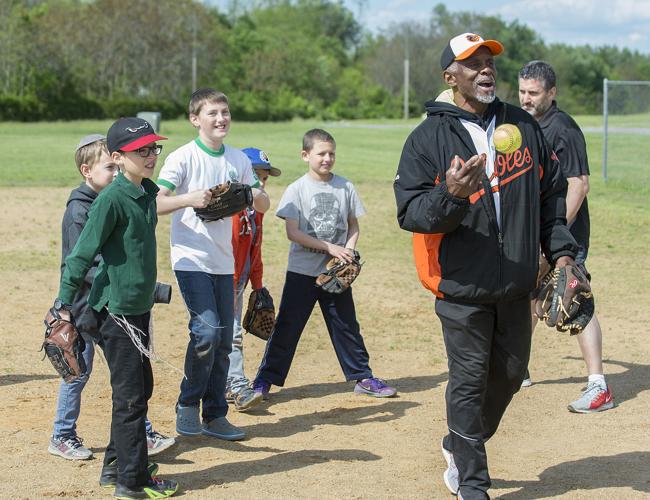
[1,0,649,121]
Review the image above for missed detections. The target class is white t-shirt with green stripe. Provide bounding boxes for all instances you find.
[157,138,260,274]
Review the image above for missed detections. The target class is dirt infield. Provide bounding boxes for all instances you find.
[1,187,648,499]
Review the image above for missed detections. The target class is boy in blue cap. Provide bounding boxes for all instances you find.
[227,148,281,411]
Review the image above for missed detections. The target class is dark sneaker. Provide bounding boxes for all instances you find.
[252,378,271,400]
[146,430,176,456]
[233,386,264,412]
[354,378,397,398]
[100,460,159,489]
[48,435,93,460]
[113,477,178,499]
[568,382,615,413]
[176,404,201,436]
[201,417,245,441]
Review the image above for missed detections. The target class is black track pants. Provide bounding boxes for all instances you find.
[436,296,531,500]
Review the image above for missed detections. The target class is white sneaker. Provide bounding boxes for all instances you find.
[441,439,459,495]
[146,429,176,456]
[568,382,614,413]
[48,435,93,460]
[521,368,532,388]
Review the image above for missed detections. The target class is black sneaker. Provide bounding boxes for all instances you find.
[113,477,178,499]
[99,460,159,488]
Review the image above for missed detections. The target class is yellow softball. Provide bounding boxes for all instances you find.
[493,124,522,154]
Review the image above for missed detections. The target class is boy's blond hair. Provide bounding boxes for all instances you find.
[74,140,109,175]
[189,88,229,116]
[302,128,336,152]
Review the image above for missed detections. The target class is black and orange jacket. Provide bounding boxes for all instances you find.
[394,98,577,303]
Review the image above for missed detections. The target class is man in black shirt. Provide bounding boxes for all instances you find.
[519,60,614,413]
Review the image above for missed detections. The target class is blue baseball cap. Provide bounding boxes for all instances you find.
[242,147,281,176]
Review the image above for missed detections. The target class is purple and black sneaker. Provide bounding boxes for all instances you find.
[354,377,397,398]
[252,378,271,400]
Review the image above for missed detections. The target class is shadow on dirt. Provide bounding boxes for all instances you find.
[0,373,58,387]
[529,357,650,406]
[493,451,650,498]
[257,372,449,408]
[169,448,381,493]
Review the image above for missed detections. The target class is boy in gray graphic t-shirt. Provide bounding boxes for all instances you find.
[252,128,397,401]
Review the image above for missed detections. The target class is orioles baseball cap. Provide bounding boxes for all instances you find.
[440,32,504,70]
[242,147,281,176]
[106,117,167,154]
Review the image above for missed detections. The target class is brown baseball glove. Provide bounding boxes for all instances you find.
[194,182,253,222]
[41,305,87,382]
[534,264,594,335]
[315,250,363,294]
[242,287,275,341]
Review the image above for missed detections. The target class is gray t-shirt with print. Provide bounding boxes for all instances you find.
[276,173,366,277]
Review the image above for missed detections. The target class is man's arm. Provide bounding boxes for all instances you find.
[565,175,589,225]
[538,130,578,266]
[285,218,353,262]
[394,131,479,234]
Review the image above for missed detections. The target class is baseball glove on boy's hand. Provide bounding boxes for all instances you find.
[242,287,275,341]
[41,307,87,383]
[534,264,594,335]
[315,250,363,294]
[194,182,253,222]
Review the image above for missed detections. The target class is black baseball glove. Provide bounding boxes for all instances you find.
[194,182,253,222]
[534,264,594,335]
[315,250,363,294]
[41,305,87,383]
[242,287,275,341]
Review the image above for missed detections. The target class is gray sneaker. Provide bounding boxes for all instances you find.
[176,405,202,436]
[568,382,614,413]
[201,417,245,441]
[48,435,93,460]
[147,429,176,456]
[441,439,458,495]
[233,386,264,412]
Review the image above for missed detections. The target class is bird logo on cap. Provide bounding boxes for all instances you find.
[466,34,481,42]
[126,123,149,133]
[259,150,270,164]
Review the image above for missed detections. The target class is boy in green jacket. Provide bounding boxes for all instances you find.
[53,117,178,499]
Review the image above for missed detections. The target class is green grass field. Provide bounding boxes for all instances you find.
[0,116,647,192]
[2,116,646,268]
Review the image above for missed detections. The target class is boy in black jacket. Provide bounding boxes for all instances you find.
[394,33,578,500]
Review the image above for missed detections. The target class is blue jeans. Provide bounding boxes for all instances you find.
[52,335,95,438]
[176,270,234,421]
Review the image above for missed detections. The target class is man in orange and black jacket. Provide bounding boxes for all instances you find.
[393,33,577,500]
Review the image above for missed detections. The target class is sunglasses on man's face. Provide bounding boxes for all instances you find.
[132,145,163,158]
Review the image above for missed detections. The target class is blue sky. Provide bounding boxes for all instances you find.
[206,0,650,55]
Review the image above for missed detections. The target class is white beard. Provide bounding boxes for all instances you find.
[476,91,496,104]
